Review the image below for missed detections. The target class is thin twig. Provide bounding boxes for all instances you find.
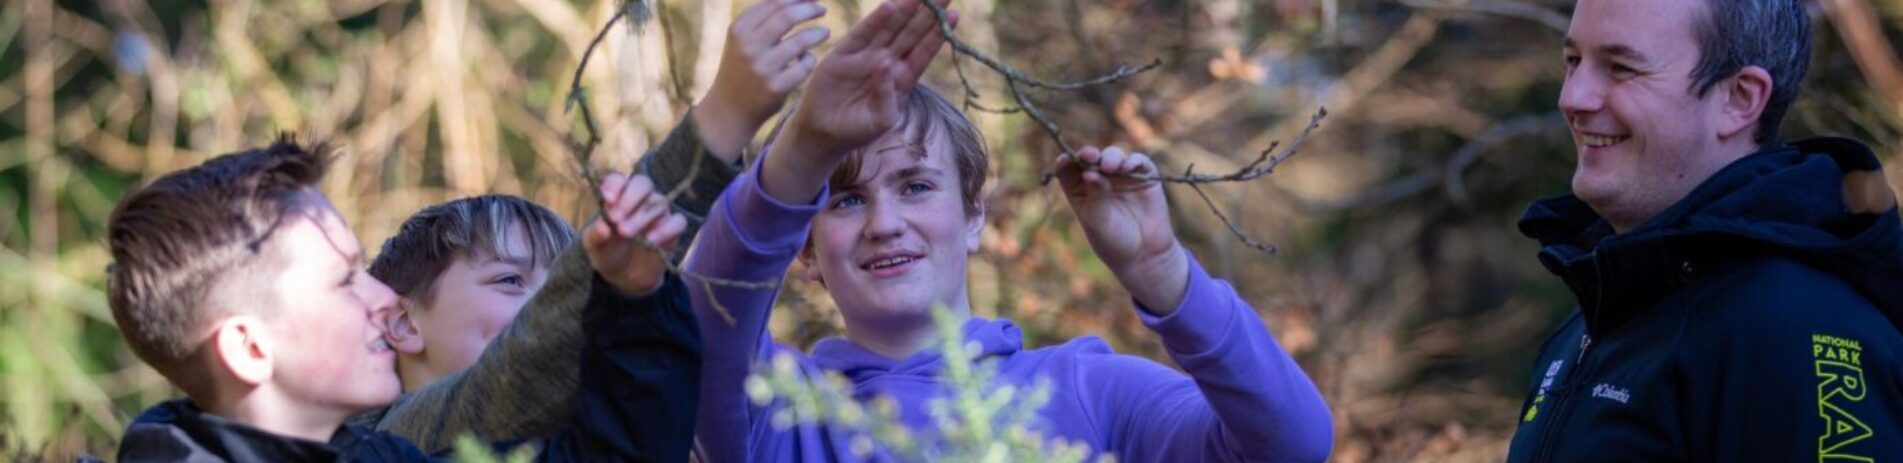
[1142,107,1326,183]
[1187,182,1275,254]
[914,0,1321,254]
[566,1,779,326]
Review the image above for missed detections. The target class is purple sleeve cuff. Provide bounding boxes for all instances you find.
[1135,250,1242,355]
[721,146,828,256]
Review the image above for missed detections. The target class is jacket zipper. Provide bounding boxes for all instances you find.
[1531,332,1595,462]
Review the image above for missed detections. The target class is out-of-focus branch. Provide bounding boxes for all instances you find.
[1817,0,1903,120]
[1398,0,1568,33]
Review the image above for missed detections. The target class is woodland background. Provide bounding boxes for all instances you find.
[2,0,1900,460]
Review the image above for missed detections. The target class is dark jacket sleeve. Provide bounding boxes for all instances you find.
[637,108,745,253]
[1674,259,1903,462]
[374,246,596,451]
[538,272,701,463]
[375,113,737,451]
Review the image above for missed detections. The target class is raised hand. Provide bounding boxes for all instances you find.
[792,0,955,154]
[761,0,956,204]
[1055,146,1189,312]
[695,0,832,159]
[584,172,689,297]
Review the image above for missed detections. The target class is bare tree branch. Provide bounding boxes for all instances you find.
[565,1,779,326]
[916,0,1328,254]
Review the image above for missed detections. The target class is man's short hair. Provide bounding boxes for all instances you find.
[367,195,575,307]
[1690,0,1811,144]
[106,136,332,392]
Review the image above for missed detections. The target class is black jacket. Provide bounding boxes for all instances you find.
[1506,137,1903,461]
[116,273,700,462]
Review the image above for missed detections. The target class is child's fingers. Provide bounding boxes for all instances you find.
[869,0,918,48]
[1125,152,1156,176]
[645,214,690,249]
[863,57,900,118]
[1054,151,1088,191]
[886,0,943,56]
[731,0,781,36]
[610,175,655,225]
[585,217,614,248]
[769,52,820,93]
[761,26,830,73]
[622,192,672,238]
[1077,145,1104,167]
[600,172,629,204]
[1099,146,1127,172]
[901,9,953,83]
[833,1,894,54]
[760,3,826,43]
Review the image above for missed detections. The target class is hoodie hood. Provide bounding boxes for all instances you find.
[810,317,1025,384]
[1519,136,1903,335]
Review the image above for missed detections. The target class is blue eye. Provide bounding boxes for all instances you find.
[496,275,524,287]
[831,194,864,210]
[903,182,933,195]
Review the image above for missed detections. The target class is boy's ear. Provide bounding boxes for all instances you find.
[210,316,273,387]
[964,203,985,254]
[383,302,427,355]
[797,245,825,285]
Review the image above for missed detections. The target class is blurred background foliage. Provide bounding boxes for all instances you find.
[2,0,1899,460]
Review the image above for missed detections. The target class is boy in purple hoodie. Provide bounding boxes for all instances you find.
[683,0,1334,460]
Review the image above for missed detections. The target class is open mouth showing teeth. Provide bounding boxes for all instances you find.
[369,338,392,353]
[864,256,918,270]
[1581,134,1628,147]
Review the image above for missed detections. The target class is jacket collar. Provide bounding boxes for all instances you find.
[1519,137,1903,336]
[121,399,344,462]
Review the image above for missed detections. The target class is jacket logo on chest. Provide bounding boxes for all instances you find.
[1523,360,1566,423]
[1813,333,1873,460]
[1590,383,1629,404]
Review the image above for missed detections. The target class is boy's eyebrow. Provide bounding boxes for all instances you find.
[485,254,535,270]
[889,166,944,183]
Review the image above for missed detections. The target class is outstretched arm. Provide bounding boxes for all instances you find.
[376,3,833,441]
[541,173,700,462]
[1057,147,1333,462]
[643,0,831,245]
[687,2,956,461]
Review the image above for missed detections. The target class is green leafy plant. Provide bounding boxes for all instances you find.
[745,307,1113,462]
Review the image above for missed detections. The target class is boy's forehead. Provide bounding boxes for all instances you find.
[275,194,362,266]
[454,220,546,269]
[852,135,954,179]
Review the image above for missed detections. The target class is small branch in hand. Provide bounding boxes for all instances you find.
[567,2,779,326]
[913,0,1324,255]
[1143,107,1326,183]
[1186,182,1276,254]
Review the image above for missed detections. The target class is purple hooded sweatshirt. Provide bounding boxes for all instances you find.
[685,155,1334,462]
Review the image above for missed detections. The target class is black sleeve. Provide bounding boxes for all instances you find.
[538,273,701,463]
